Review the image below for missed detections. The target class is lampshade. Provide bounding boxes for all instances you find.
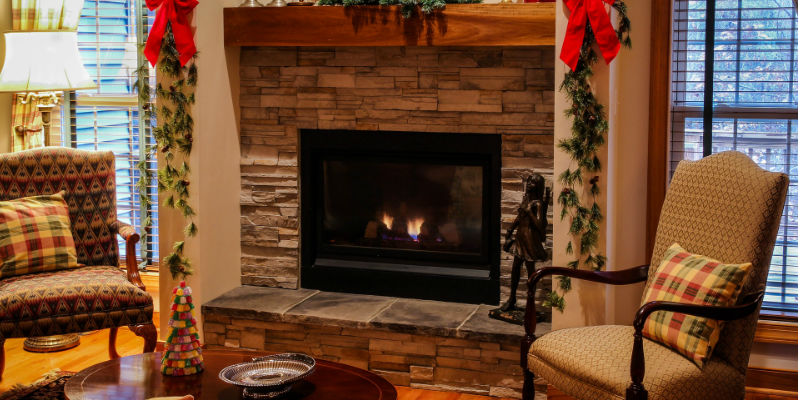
[0,31,96,93]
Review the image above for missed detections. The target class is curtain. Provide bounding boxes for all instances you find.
[11,0,82,30]
[9,0,82,150]
[11,96,43,152]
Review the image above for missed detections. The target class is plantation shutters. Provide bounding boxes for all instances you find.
[670,0,798,314]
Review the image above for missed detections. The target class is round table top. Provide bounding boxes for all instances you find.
[64,350,397,400]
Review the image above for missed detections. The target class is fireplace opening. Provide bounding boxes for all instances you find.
[300,130,501,304]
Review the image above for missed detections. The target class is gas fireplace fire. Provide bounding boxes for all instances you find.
[301,130,501,304]
[322,159,483,255]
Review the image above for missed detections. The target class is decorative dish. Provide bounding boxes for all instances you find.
[218,353,316,399]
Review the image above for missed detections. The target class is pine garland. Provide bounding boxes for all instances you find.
[135,25,198,280]
[317,0,480,18]
[544,1,631,312]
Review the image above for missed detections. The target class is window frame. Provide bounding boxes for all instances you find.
[647,0,798,325]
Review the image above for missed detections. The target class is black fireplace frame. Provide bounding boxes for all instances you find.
[300,129,501,305]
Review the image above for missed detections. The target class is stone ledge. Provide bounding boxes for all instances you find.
[202,286,551,344]
[202,286,550,399]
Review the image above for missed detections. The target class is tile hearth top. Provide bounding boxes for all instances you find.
[202,286,551,343]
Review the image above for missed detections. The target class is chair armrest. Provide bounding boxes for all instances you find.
[114,220,144,291]
[523,264,650,336]
[626,291,764,398]
[520,264,649,372]
[633,290,764,331]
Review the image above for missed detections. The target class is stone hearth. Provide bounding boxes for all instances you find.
[238,46,555,303]
[203,286,550,398]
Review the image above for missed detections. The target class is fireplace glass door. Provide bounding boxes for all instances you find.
[300,130,501,304]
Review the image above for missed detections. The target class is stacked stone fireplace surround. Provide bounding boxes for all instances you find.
[207,45,555,398]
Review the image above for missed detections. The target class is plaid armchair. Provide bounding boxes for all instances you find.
[0,147,156,379]
[521,151,789,400]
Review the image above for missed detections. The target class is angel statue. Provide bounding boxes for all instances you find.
[489,173,550,325]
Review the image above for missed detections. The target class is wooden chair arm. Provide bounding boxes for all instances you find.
[523,264,650,336]
[520,264,650,372]
[626,291,765,399]
[114,220,144,291]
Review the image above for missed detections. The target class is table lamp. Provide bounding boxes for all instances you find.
[0,31,97,147]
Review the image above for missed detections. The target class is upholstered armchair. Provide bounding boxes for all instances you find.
[521,151,789,400]
[0,147,157,378]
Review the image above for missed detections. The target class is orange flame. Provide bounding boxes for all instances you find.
[407,217,424,240]
[382,213,394,229]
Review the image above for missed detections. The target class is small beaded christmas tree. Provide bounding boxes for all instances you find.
[161,281,204,376]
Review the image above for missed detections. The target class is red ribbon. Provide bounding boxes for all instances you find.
[560,0,620,71]
[144,0,199,67]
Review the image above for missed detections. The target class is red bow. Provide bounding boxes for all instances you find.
[144,0,199,67]
[560,0,620,71]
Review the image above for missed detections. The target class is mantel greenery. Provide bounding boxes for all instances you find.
[544,1,632,312]
[136,25,198,280]
[317,0,481,18]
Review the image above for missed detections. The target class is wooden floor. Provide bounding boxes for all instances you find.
[0,315,510,399]
[0,314,162,394]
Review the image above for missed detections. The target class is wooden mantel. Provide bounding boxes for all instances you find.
[224,3,555,47]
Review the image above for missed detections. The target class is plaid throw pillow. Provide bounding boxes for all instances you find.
[642,243,752,368]
[0,192,80,278]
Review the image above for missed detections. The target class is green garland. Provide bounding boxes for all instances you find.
[317,0,480,18]
[544,1,631,312]
[136,25,198,280]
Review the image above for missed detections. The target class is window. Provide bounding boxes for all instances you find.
[64,0,158,267]
[670,0,798,314]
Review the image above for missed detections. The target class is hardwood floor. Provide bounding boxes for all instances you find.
[0,315,510,400]
[0,314,162,393]
[396,387,513,400]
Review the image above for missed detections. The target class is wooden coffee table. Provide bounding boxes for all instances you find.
[65,349,397,399]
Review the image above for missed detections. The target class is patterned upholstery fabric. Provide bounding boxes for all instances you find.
[646,151,788,374]
[528,326,744,400]
[0,192,80,278]
[642,243,752,367]
[528,152,788,398]
[0,148,120,267]
[0,266,152,339]
[0,148,154,341]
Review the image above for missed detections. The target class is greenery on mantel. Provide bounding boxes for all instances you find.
[544,1,632,312]
[317,0,481,18]
[136,25,199,280]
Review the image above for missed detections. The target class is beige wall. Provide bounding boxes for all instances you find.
[0,3,11,153]
[604,0,651,325]
[551,0,617,331]
[158,0,242,341]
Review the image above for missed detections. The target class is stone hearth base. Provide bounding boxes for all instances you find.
[202,286,550,399]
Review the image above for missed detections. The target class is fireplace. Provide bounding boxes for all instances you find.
[300,130,501,304]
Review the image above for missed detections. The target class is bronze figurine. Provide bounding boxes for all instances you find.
[489,174,550,325]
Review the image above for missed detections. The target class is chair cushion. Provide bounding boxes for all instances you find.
[0,192,80,279]
[528,325,744,400]
[0,266,153,339]
[642,243,752,367]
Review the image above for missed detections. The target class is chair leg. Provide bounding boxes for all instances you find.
[130,323,157,353]
[108,327,120,359]
[0,339,5,381]
[626,384,648,400]
[522,369,535,400]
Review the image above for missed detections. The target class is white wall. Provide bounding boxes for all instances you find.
[158,0,242,340]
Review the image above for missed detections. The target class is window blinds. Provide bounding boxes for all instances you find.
[67,0,158,267]
[671,0,798,314]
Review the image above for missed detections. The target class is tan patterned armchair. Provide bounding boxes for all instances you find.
[521,151,789,400]
[0,147,157,379]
